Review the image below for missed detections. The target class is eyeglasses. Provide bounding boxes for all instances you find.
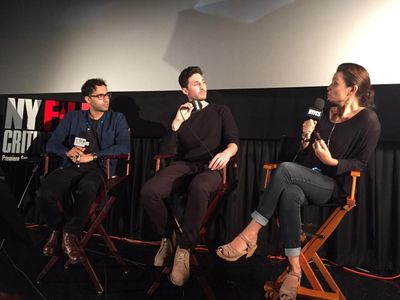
[89,92,112,100]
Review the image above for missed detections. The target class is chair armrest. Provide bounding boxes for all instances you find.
[42,153,63,176]
[153,154,176,173]
[101,154,131,179]
[223,156,238,185]
[100,154,130,160]
[263,163,278,189]
[43,153,131,179]
[153,154,176,160]
[153,154,238,185]
[346,170,361,208]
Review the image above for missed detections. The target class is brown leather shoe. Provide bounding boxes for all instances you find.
[62,232,84,263]
[43,230,61,256]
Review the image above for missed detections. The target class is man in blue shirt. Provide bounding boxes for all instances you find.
[37,78,129,263]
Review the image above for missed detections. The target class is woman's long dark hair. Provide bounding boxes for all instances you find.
[337,63,375,108]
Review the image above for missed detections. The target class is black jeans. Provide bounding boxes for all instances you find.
[36,166,106,234]
[252,162,336,254]
[140,161,222,249]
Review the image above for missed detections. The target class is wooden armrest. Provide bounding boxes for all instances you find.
[221,156,238,185]
[153,154,238,185]
[42,154,62,176]
[347,170,361,208]
[43,150,131,180]
[154,154,176,173]
[263,163,278,189]
[263,163,278,170]
[154,154,176,160]
[100,154,129,160]
[102,153,131,179]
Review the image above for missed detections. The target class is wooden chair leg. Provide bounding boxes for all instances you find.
[191,254,217,300]
[264,270,287,299]
[36,255,60,284]
[96,224,130,274]
[79,255,104,294]
[147,266,172,296]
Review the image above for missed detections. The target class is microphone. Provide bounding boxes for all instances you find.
[179,100,203,113]
[74,128,91,148]
[73,135,90,167]
[192,100,203,112]
[303,98,325,141]
[74,137,90,147]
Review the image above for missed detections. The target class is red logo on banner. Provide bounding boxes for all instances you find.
[43,100,89,131]
[1,97,88,161]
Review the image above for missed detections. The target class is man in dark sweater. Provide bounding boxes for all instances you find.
[141,66,239,286]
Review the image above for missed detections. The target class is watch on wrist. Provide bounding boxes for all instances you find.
[301,133,310,143]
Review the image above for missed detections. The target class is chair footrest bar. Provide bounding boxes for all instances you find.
[297,286,341,300]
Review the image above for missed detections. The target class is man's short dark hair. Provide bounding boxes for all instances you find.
[178,66,203,88]
[81,78,107,97]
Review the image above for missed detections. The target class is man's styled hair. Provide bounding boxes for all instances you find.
[178,66,203,88]
[81,78,107,97]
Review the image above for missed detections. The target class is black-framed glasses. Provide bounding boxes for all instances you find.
[89,92,112,100]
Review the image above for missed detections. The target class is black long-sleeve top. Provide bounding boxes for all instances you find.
[298,108,381,198]
[161,103,239,162]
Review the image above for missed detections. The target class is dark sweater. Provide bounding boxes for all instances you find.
[298,108,381,197]
[161,103,239,162]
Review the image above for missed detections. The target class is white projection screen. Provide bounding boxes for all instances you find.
[0,0,399,94]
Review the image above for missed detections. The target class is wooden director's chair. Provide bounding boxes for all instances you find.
[36,152,131,294]
[262,142,360,300]
[147,154,238,300]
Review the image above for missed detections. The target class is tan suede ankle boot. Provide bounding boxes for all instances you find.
[170,246,190,286]
[154,237,175,267]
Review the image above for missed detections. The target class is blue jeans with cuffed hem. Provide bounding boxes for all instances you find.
[252,162,335,252]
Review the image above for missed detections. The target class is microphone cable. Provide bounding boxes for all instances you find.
[179,108,215,161]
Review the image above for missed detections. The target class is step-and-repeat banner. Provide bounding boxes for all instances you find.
[0,95,87,162]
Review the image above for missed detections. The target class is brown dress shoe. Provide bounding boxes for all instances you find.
[62,232,84,263]
[43,230,61,256]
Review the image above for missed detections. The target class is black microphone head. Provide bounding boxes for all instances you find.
[306,98,325,120]
[314,98,325,110]
[192,100,203,112]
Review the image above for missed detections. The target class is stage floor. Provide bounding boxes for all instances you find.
[1,228,399,300]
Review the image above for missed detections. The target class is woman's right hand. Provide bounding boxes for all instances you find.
[302,119,317,139]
